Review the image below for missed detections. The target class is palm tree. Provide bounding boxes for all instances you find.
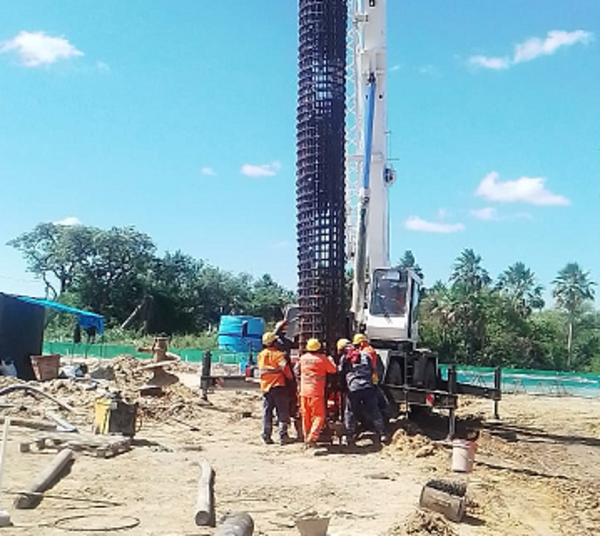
[497,262,545,316]
[552,263,596,368]
[396,250,424,279]
[450,249,491,292]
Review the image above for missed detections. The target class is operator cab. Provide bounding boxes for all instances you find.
[365,267,421,348]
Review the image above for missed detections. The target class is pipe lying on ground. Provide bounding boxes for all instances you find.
[215,513,254,536]
[194,458,215,527]
[14,448,74,510]
[0,385,75,413]
[0,417,56,431]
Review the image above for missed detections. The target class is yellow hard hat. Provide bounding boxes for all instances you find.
[353,333,367,345]
[337,338,350,351]
[306,338,321,352]
[262,332,276,346]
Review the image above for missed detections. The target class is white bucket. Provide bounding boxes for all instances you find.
[451,439,476,473]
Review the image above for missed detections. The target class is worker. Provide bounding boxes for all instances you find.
[274,320,303,442]
[353,333,390,428]
[257,331,293,445]
[338,338,387,447]
[296,338,337,447]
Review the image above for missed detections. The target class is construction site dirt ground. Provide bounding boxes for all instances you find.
[1,366,600,536]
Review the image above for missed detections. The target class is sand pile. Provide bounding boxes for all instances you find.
[390,421,433,454]
[388,510,456,536]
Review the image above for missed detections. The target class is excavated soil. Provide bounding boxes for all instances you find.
[0,362,599,535]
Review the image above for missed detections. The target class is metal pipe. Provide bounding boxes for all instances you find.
[447,365,457,439]
[493,366,501,420]
[215,513,254,536]
[194,458,215,527]
[201,351,212,401]
[14,448,74,510]
[0,419,10,499]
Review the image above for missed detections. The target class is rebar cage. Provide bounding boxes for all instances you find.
[296,0,348,352]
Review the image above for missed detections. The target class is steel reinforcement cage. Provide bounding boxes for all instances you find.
[296,0,348,352]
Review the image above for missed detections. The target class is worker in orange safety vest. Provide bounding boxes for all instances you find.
[295,338,337,447]
[258,332,293,445]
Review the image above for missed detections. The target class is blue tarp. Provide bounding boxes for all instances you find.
[14,296,105,335]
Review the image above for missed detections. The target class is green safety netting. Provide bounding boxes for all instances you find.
[42,341,600,398]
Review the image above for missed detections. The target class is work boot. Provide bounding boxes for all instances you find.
[279,435,294,446]
[262,436,274,445]
[381,433,390,445]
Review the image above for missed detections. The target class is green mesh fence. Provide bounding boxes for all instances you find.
[42,341,600,398]
[42,341,248,366]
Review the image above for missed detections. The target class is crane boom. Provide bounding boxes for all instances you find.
[350,0,395,325]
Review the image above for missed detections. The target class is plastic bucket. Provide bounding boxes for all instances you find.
[295,516,330,536]
[451,439,476,473]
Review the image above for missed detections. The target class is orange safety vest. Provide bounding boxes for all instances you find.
[257,348,291,393]
[298,352,337,398]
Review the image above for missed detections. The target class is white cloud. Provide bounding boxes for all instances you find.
[514,30,593,64]
[471,207,498,221]
[419,65,440,76]
[241,161,281,178]
[1,31,83,67]
[468,29,593,70]
[201,167,216,176]
[468,55,510,70]
[96,61,110,72]
[405,216,465,234]
[475,171,570,206]
[54,216,82,226]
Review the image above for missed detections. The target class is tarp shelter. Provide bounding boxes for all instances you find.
[0,293,105,380]
[15,296,105,335]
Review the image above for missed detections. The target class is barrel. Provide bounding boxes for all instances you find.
[217,316,264,353]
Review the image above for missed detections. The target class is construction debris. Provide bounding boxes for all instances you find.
[14,448,74,510]
[19,433,131,459]
[214,512,254,536]
[194,458,215,527]
[419,479,466,522]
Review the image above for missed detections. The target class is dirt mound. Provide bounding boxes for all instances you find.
[390,421,433,454]
[167,360,199,374]
[139,382,202,421]
[0,377,96,426]
[388,510,456,536]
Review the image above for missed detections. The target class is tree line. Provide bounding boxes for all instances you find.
[8,224,599,372]
[8,223,295,334]
[397,250,598,373]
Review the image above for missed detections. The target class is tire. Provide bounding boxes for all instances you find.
[423,360,437,391]
[386,357,403,386]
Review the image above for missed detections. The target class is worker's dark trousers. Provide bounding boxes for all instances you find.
[375,386,390,427]
[345,387,384,437]
[262,386,290,441]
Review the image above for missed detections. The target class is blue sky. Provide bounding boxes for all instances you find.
[1,1,598,304]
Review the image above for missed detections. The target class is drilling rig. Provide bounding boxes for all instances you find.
[290,0,501,436]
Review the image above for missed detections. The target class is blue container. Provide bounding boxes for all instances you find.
[217,316,265,353]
